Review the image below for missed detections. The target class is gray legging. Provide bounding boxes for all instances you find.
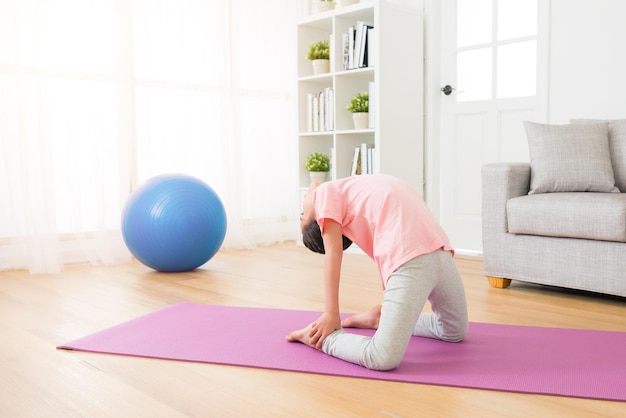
[322,249,469,371]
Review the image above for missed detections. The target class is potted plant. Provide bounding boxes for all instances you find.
[307,39,330,75]
[305,152,330,183]
[312,0,336,14]
[346,91,369,129]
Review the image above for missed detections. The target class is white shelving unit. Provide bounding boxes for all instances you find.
[297,0,424,194]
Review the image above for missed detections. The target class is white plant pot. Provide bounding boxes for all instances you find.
[311,59,330,75]
[312,1,336,13]
[309,171,328,184]
[352,112,369,130]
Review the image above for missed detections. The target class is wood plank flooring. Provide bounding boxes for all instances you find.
[1,242,625,417]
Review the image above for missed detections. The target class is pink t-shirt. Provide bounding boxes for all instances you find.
[313,174,454,287]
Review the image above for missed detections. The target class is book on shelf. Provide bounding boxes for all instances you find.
[367,146,374,173]
[312,94,319,132]
[344,21,374,70]
[366,27,378,67]
[319,90,325,131]
[353,21,365,69]
[362,26,375,67]
[350,144,375,176]
[326,87,334,131]
[350,147,361,176]
[356,21,373,68]
[342,33,350,71]
[306,93,314,132]
[360,143,368,175]
[305,89,334,133]
[358,26,368,68]
[347,26,355,70]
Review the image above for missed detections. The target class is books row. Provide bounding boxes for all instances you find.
[326,144,375,181]
[342,20,375,71]
[306,88,334,132]
[350,143,375,176]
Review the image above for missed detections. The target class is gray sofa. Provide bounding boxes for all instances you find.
[482,120,626,298]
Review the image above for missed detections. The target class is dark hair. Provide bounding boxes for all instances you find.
[302,220,352,254]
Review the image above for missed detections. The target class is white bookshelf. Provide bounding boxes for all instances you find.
[297,0,424,195]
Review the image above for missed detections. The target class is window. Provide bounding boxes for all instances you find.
[456,0,538,101]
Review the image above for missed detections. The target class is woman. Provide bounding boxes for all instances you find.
[287,174,468,371]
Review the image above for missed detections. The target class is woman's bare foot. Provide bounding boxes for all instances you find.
[341,304,382,329]
[286,324,319,349]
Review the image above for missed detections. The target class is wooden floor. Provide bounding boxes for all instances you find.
[1,242,625,417]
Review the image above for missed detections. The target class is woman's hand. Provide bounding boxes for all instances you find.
[309,312,342,350]
[286,312,341,351]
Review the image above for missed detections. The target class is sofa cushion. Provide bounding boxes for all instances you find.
[571,119,626,192]
[506,192,626,242]
[523,121,619,194]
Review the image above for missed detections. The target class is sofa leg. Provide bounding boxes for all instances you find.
[487,276,512,289]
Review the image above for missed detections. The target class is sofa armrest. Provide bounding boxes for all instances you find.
[482,163,531,232]
[482,163,531,273]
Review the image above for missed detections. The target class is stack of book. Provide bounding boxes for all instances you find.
[342,20,374,70]
[327,144,374,179]
[350,143,375,176]
[306,88,334,132]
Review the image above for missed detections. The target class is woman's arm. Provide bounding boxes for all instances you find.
[322,219,343,317]
[286,218,344,350]
[309,218,344,349]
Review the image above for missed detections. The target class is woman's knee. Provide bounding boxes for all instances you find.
[362,353,403,371]
[441,322,468,343]
[360,342,406,371]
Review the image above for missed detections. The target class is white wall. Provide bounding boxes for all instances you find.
[548,0,626,122]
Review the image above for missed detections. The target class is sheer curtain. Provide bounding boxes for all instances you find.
[0,0,299,274]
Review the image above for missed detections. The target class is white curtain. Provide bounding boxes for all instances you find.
[0,0,299,274]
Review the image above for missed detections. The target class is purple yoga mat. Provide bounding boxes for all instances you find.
[58,302,626,402]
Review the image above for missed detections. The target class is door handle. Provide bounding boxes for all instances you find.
[440,85,455,95]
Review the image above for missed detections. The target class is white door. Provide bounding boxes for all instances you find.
[438,0,548,254]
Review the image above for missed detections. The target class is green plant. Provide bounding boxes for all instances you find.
[306,39,330,61]
[346,92,369,113]
[305,152,330,172]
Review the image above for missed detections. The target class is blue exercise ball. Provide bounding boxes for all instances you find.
[121,174,227,272]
